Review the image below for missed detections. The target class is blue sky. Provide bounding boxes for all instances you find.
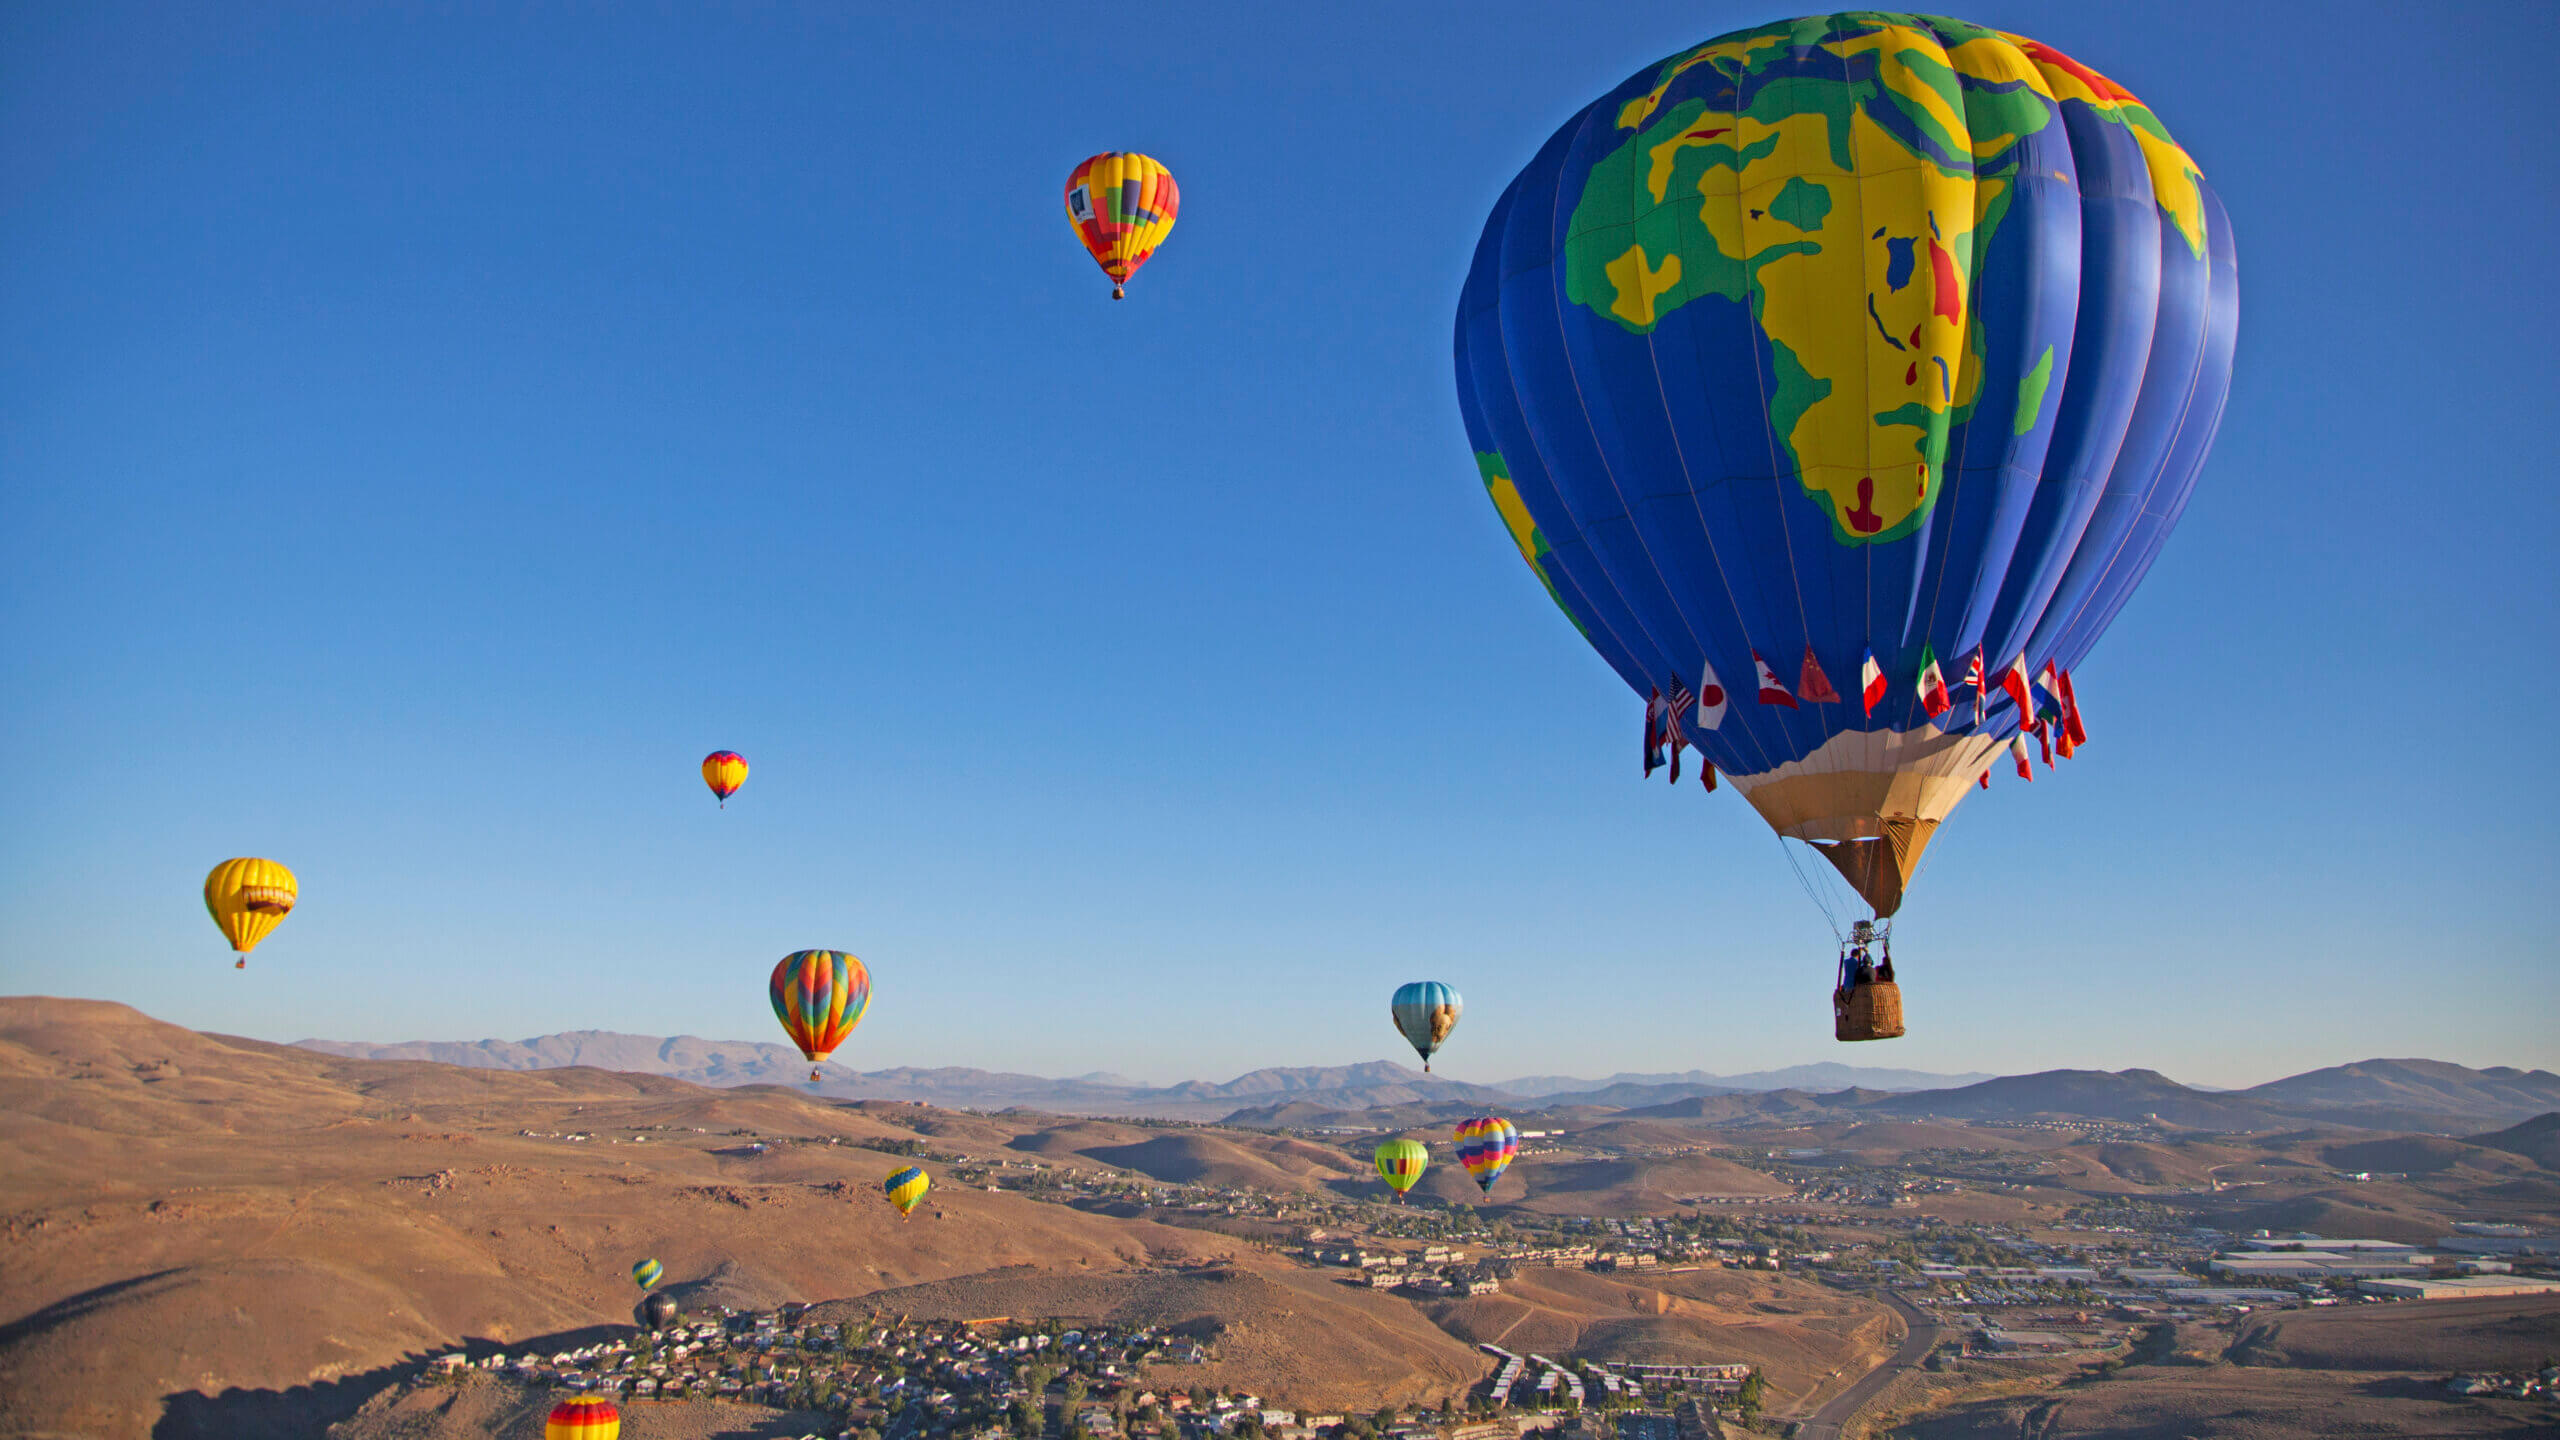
[3,1,2552,1089]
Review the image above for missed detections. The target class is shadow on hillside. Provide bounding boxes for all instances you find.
[151,1323,636,1439]
[0,1270,187,1346]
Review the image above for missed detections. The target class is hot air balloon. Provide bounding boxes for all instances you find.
[770,950,870,1082]
[1373,1138,1429,1202]
[1390,982,1463,1071]
[635,1292,679,1332]
[1065,153,1179,299]
[630,1257,663,1289]
[203,858,297,970]
[885,1165,930,1218]
[1453,1117,1520,1196]
[1454,14,2236,1034]
[547,1395,620,1440]
[702,751,748,807]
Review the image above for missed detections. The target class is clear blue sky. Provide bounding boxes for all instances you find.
[4,2,2552,1090]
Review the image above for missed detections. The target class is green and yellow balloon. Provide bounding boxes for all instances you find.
[1374,1139,1429,1202]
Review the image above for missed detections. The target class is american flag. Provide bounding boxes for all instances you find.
[1664,678,1694,783]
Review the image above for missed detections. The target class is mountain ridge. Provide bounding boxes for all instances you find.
[292,1027,2560,1132]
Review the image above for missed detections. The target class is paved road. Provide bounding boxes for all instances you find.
[1789,1292,1941,1440]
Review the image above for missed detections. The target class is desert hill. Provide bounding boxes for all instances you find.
[2240,1059,2560,1129]
[2466,1111,2560,1169]
[2,997,1913,1439]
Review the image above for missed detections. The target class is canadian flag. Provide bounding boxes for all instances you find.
[1752,651,1798,708]
[1962,647,1987,726]
[1695,658,1728,730]
[1859,649,1887,714]
[1916,644,1952,718]
[1798,646,1841,704]
[2011,733,2034,781]
[2001,655,2034,715]
[1977,766,1990,790]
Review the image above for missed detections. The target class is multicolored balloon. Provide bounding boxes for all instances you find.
[769,950,871,1082]
[630,1257,663,1289]
[1453,1117,1520,1195]
[203,858,297,970]
[1390,982,1462,1071]
[885,1165,930,1218]
[1454,15,2236,922]
[1373,1138,1429,1202]
[1065,152,1179,299]
[702,751,747,807]
[546,1395,620,1440]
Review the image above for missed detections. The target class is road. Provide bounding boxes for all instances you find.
[1788,1291,1941,1440]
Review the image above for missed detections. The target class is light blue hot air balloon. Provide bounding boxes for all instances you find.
[1455,14,2234,949]
[1391,982,1463,1071]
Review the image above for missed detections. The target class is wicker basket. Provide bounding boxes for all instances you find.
[1833,980,1906,1042]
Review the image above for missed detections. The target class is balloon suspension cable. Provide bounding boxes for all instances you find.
[1775,835,1849,945]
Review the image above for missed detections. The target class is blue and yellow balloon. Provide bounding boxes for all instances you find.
[1455,15,2235,942]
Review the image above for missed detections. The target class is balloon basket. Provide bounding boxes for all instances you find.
[234,958,246,970]
[1833,980,1905,1042]
[1111,284,1125,300]
[808,1067,822,1083]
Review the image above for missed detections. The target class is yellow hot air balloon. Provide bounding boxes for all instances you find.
[702,750,747,807]
[885,1165,930,1218]
[204,858,296,969]
[1374,1138,1429,1203]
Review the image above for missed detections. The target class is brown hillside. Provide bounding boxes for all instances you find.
[2227,1294,2560,1372]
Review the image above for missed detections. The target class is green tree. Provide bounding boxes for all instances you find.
[1735,1373,1764,1422]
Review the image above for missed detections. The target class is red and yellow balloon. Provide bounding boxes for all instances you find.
[701,750,747,807]
[1063,152,1179,299]
[546,1395,619,1440]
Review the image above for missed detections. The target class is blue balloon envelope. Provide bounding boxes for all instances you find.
[1454,13,2236,915]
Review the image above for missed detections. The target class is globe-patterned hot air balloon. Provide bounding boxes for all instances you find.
[630,1257,663,1289]
[1390,982,1463,1071]
[546,1395,620,1440]
[1065,153,1179,299]
[1373,1138,1430,1202]
[1455,14,2236,1015]
[770,949,871,1082]
[885,1164,930,1218]
[203,858,297,970]
[702,751,748,807]
[1453,1117,1520,1196]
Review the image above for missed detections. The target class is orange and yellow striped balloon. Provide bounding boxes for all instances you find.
[1064,152,1179,299]
[203,858,297,969]
[702,750,747,806]
[546,1395,619,1440]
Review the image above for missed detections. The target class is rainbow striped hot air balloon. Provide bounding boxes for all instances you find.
[770,949,870,1082]
[885,1165,930,1218]
[546,1395,620,1440]
[702,750,748,807]
[630,1257,663,1289]
[1390,982,1462,1071]
[1453,1117,1520,1196]
[204,858,297,970]
[1374,1138,1429,1203]
[1064,152,1179,299]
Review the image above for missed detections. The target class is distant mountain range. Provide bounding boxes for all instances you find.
[293,1032,2560,1134]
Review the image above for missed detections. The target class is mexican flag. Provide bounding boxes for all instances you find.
[1916,644,1952,718]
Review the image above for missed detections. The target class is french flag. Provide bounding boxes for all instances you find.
[1859,649,1887,714]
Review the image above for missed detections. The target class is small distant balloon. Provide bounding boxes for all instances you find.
[1390,982,1462,1071]
[635,1292,679,1333]
[1453,1116,1520,1195]
[630,1257,663,1289]
[204,858,297,970]
[702,751,748,807]
[886,1165,930,1218]
[547,1395,620,1440]
[1374,1138,1429,1202]
[770,950,870,1082]
[1064,152,1179,300]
